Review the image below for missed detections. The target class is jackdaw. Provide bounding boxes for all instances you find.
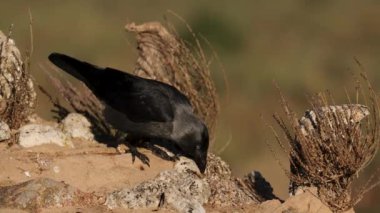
[48,53,209,173]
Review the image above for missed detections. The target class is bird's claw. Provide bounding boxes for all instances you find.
[125,143,150,167]
[135,152,150,166]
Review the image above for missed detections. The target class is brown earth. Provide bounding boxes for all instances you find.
[0,140,177,212]
[0,141,173,192]
[0,138,352,213]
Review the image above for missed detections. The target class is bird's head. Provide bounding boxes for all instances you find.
[193,124,209,173]
[178,122,209,173]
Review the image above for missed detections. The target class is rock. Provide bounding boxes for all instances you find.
[53,165,60,174]
[205,153,258,207]
[244,171,279,202]
[0,31,23,101]
[60,113,94,141]
[0,178,98,211]
[0,120,10,141]
[0,30,36,129]
[26,113,45,124]
[106,157,210,213]
[256,199,282,213]
[298,104,369,138]
[255,187,355,213]
[23,171,31,178]
[276,187,332,213]
[18,124,73,148]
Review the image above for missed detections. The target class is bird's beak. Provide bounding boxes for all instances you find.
[194,153,207,174]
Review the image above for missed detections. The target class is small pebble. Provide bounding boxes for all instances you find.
[24,171,31,177]
[53,166,60,174]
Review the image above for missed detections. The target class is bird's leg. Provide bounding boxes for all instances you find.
[128,142,150,166]
[118,135,150,166]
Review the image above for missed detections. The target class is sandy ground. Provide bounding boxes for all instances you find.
[0,138,339,213]
[0,138,267,213]
[0,141,173,192]
[0,140,180,212]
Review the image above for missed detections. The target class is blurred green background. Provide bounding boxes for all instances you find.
[1,0,379,212]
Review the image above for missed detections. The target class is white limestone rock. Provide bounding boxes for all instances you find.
[0,31,37,127]
[0,121,10,141]
[106,157,210,213]
[60,113,94,141]
[18,124,73,148]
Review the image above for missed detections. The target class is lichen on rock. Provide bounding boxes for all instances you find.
[205,153,259,207]
[18,123,73,148]
[60,113,94,141]
[106,157,210,213]
[0,120,10,141]
[17,113,96,148]
[0,178,98,211]
[0,30,36,130]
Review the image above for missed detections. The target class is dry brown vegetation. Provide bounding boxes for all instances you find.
[126,21,219,141]
[270,71,380,211]
[0,29,36,130]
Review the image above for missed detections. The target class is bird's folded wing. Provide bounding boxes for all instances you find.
[49,53,175,123]
[108,77,175,123]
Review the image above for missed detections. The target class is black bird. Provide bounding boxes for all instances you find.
[48,53,209,173]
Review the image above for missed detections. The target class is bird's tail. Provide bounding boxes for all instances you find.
[48,53,104,87]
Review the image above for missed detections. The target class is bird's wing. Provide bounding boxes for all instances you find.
[104,73,176,123]
[49,53,176,123]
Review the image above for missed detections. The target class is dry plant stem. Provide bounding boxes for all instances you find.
[353,167,380,206]
[271,76,379,211]
[0,30,36,130]
[125,22,219,142]
[24,9,34,73]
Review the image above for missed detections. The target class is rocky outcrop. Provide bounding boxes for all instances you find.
[18,124,72,148]
[0,121,10,141]
[205,154,259,207]
[0,178,99,211]
[256,187,354,213]
[0,30,36,130]
[106,157,210,213]
[18,113,94,148]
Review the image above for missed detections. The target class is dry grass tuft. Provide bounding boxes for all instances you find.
[0,29,36,130]
[270,73,380,211]
[126,21,219,141]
